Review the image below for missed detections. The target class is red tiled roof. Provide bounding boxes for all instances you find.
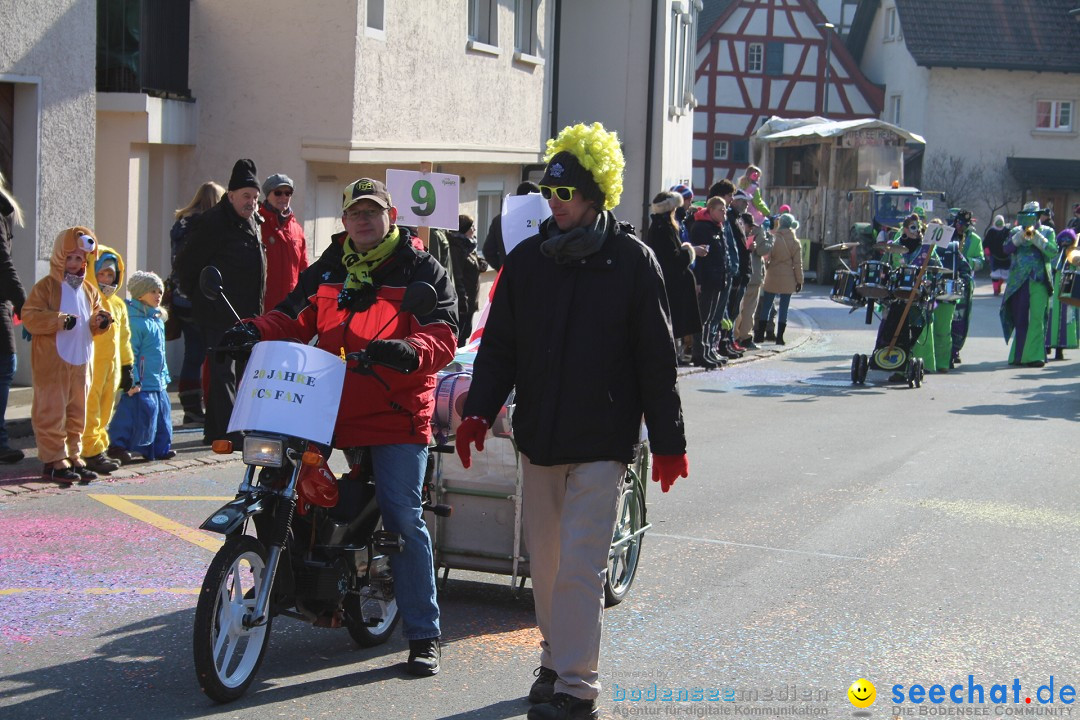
[896,0,1080,72]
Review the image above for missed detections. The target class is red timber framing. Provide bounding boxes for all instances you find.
[693,0,883,194]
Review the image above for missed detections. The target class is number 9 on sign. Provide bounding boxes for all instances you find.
[412,180,435,217]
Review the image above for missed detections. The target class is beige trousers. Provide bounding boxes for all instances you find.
[737,281,763,340]
[521,455,624,700]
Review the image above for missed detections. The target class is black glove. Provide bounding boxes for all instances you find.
[118,364,134,393]
[795,283,803,293]
[220,322,260,348]
[365,339,420,373]
[62,315,77,331]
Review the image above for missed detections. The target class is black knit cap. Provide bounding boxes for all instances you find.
[540,151,604,205]
[228,159,260,192]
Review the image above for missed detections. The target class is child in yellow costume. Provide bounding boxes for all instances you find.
[22,227,112,485]
[81,245,133,474]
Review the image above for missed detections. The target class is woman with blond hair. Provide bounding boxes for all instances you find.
[168,181,224,423]
[0,173,26,463]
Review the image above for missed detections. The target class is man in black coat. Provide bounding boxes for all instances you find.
[176,159,266,444]
[0,175,26,463]
[456,124,688,720]
[481,181,540,270]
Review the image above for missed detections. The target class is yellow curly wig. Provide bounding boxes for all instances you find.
[543,122,625,211]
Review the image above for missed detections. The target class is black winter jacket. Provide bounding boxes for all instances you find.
[175,197,266,329]
[0,196,26,355]
[463,212,686,466]
[646,214,701,339]
[690,213,729,287]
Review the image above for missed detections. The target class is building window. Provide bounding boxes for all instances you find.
[747,43,763,73]
[366,0,384,32]
[469,0,498,46]
[515,0,538,55]
[668,4,697,113]
[713,141,729,160]
[889,95,901,125]
[1036,100,1073,131]
[733,140,749,164]
[883,6,901,41]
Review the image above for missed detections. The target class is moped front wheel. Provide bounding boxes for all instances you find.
[193,535,272,703]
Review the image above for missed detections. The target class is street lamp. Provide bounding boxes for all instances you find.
[817,22,835,118]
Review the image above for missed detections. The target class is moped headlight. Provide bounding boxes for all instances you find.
[243,435,285,467]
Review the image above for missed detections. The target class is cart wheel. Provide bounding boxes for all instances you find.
[914,358,924,388]
[905,360,916,388]
[858,354,869,384]
[851,354,861,384]
[605,474,644,607]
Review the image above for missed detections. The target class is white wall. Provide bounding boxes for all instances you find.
[0,0,96,384]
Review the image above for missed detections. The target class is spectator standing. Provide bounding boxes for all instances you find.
[983,215,1011,296]
[0,172,27,463]
[736,211,774,349]
[669,184,694,244]
[646,191,702,344]
[108,271,175,462]
[482,181,540,271]
[168,181,224,424]
[81,246,131,474]
[448,214,489,346]
[260,173,309,311]
[735,164,772,226]
[175,159,266,444]
[457,122,688,720]
[690,197,730,369]
[754,212,804,346]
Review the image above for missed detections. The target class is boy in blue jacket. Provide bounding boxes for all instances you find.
[108,271,175,462]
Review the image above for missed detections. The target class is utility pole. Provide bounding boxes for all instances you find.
[817,22,835,118]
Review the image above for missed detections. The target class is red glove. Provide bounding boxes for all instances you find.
[651,453,688,493]
[455,416,489,469]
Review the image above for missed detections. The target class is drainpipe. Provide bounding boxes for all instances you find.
[642,0,660,233]
[549,0,562,140]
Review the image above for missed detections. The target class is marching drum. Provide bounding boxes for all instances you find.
[938,277,968,302]
[890,265,920,300]
[830,269,861,306]
[921,267,950,298]
[1059,268,1080,308]
[856,260,891,299]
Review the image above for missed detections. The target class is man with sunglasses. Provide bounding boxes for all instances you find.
[456,123,689,720]
[260,173,309,312]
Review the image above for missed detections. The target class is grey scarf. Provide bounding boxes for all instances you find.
[540,211,610,264]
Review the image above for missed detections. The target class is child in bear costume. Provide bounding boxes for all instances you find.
[81,245,134,474]
[108,270,174,462]
[22,227,112,485]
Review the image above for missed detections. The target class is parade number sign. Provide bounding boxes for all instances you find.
[925,224,956,248]
[229,341,345,444]
[386,169,460,231]
[501,192,551,255]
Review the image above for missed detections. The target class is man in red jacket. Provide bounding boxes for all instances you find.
[233,177,458,677]
[260,173,309,311]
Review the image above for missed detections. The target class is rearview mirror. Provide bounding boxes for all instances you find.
[200,266,223,301]
[401,282,438,317]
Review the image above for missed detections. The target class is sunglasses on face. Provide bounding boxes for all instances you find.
[273,189,293,197]
[539,185,576,202]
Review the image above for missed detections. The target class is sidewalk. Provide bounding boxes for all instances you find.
[0,312,811,497]
[0,389,240,497]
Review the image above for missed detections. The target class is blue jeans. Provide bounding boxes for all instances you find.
[756,291,791,326]
[0,352,14,447]
[178,314,205,384]
[370,443,440,640]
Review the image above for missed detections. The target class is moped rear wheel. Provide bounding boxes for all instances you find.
[193,535,272,703]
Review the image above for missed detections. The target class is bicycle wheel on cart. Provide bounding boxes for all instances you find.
[605,443,649,607]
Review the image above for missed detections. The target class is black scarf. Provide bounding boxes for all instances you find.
[540,211,609,264]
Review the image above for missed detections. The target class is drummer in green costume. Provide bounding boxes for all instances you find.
[948,209,983,366]
[1046,228,1080,360]
[1000,202,1057,367]
[881,215,941,374]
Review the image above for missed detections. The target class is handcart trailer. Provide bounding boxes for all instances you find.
[427,367,651,607]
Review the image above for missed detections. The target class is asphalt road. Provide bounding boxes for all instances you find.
[1,282,1077,720]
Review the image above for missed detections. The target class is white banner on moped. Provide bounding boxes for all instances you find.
[229,341,345,444]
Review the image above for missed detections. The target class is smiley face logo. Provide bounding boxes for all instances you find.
[848,679,876,708]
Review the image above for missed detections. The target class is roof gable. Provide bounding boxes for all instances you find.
[697,0,737,43]
[896,0,1080,72]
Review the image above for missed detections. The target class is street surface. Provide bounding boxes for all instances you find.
[1,282,1077,720]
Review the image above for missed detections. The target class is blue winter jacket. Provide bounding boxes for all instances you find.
[126,299,171,391]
